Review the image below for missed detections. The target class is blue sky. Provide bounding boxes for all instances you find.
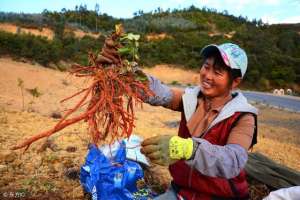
[0,0,300,24]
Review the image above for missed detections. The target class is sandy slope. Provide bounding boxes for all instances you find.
[0,23,54,40]
[0,23,100,40]
[0,58,91,116]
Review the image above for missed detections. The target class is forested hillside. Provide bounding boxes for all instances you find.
[0,5,299,92]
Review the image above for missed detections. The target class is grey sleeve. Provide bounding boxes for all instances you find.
[144,75,173,107]
[185,138,248,179]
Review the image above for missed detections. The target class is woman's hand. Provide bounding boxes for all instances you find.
[141,135,193,166]
[141,135,176,166]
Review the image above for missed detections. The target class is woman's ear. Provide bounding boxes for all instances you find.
[232,77,242,90]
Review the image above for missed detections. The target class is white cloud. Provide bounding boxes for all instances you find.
[198,0,222,9]
[263,0,280,5]
[172,0,185,3]
[281,15,300,23]
[261,14,280,24]
[198,0,252,12]
[261,14,300,24]
[224,0,252,10]
[198,0,281,11]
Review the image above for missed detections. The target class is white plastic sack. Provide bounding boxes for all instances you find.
[263,186,300,200]
[99,134,149,166]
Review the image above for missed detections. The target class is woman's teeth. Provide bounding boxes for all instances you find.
[202,81,212,88]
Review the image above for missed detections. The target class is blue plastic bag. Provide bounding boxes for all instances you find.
[80,141,148,200]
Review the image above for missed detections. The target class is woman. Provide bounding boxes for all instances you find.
[141,43,258,200]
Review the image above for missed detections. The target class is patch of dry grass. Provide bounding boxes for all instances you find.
[251,104,300,170]
[0,108,89,199]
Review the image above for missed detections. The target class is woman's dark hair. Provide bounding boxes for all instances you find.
[202,48,242,84]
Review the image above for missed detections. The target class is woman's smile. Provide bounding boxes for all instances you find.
[201,79,213,89]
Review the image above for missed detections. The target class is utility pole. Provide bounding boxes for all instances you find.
[95,3,100,33]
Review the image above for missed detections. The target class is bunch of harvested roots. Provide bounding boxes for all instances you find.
[12,24,154,151]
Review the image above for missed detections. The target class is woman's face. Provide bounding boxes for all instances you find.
[199,57,232,98]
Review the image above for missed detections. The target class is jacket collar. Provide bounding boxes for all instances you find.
[182,86,258,135]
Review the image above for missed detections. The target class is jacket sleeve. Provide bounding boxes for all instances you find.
[144,75,183,111]
[185,138,248,179]
[227,114,255,149]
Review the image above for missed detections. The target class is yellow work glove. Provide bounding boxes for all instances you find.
[169,136,193,160]
[141,135,194,166]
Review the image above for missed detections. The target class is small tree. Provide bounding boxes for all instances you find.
[17,78,25,111]
[26,87,42,110]
[95,3,100,32]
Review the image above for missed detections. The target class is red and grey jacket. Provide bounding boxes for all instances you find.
[145,77,258,200]
[169,87,258,200]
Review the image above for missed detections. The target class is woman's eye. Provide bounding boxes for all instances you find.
[215,70,223,75]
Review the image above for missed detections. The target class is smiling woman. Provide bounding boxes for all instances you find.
[140,43,258,199]
[199,55,241,99]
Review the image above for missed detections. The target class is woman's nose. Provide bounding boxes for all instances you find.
[202,69,213,80]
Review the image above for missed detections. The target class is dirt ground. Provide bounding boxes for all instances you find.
[0,58,299,199]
